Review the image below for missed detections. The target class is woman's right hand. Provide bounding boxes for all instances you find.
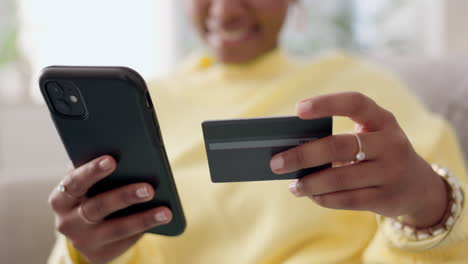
[48,155,172,264]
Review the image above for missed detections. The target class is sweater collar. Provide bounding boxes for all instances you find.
[195,48,292,80]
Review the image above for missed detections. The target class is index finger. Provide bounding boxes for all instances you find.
[296,92,397,131]
[49,156,116,212]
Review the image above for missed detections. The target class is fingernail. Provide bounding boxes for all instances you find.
[289,180,304,197]
[154,211,169,223]
[99,158,112,171]
[296,101,312,114]
[136,186,149,198]
[270,155,285,172]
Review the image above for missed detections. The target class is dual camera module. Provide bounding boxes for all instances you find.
[46,81,87,118]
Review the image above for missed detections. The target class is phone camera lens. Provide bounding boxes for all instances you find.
[46,81,87,118]
[55,100,72,115]
[46,82,64,98]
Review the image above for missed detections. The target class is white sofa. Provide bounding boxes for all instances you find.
[0,56,467,264]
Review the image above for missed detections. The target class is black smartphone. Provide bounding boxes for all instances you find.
[39,66,185,236]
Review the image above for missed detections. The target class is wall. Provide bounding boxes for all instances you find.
[0,105,68,178]
[445,1,468,56]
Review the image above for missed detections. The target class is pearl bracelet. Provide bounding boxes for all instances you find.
[388,164,464,241]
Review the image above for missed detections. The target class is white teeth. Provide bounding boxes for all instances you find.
[220,29,248,41]
[207,23,249,42]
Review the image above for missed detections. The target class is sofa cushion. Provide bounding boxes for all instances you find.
[0,170,62,264]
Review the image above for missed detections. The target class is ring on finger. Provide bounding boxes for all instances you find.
[353,133,366,162]
[57,183,78,200]
[78,204,100,225]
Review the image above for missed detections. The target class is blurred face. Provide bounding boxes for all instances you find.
[187,0,292,64]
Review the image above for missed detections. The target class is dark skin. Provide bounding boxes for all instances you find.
[185,0,290,64]
[273,92,448,227]
[48,1,449,263]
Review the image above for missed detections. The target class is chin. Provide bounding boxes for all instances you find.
[215,49,263,65]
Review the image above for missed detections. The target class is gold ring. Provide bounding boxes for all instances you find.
[78,204,100,225]
[57,183,76,199]
[353,133,366,162]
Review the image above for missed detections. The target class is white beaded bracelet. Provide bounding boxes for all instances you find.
[388,164,464,242]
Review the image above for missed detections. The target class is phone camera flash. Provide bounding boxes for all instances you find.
[69,95,78,103]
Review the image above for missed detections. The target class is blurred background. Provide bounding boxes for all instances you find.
[1,0,468,175]
[0,0,467,262]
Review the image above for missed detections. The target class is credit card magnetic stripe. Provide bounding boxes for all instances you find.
[208,137,317,150]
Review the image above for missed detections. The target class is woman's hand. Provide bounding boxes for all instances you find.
[270,92,449,228]
[48,156,172,264]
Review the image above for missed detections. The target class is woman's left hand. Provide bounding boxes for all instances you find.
[270,92,449,228]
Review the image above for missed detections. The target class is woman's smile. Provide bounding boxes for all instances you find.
[205,21,260,48]
[188,0,290,64]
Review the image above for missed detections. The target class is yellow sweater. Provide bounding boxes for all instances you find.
[48,50,468,264]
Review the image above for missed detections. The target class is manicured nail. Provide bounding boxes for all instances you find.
[99,158,112,171]
[155,211,169,222]
[296,101,313,114]
[270,155,285,172]
[289,180,304,197]
[136,186,149,198]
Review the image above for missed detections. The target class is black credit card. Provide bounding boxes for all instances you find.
[202,116,333,183]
